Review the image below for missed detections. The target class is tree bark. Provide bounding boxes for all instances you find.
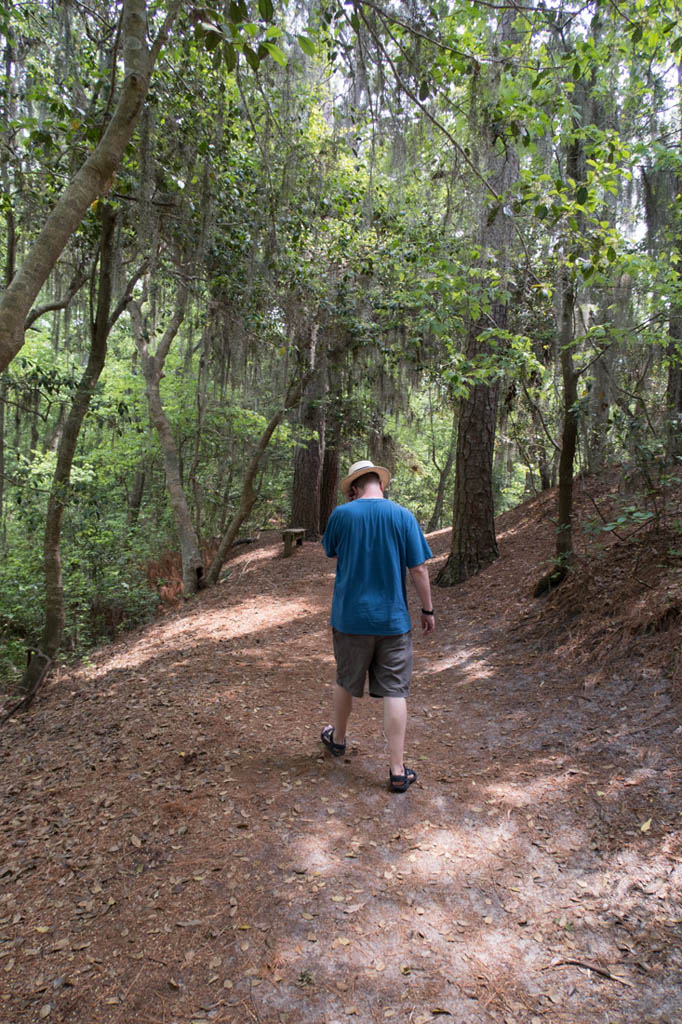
[436,10,519,587]
[0,0,180,373]
[127,467,146,526]
[666,130,682,461]
[427,408,457,533]
[556,266,579,565]
[436,335,500,585]
[128,288,205,597]
[667,309,682,461]
[319,441,339,535]
[0,375,5,535]
[291,336,327,539]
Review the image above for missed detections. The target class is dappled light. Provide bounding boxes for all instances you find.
[2,511,680,1023]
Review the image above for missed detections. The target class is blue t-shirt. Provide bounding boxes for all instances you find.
[322,498,433,635]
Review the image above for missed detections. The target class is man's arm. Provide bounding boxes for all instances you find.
[409,562,435,634]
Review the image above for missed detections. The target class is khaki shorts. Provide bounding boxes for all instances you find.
[332,629,413,698]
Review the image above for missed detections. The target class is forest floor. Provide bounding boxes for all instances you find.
[1,471,682,1024]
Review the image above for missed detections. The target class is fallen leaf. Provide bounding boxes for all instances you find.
[640,818,652,833]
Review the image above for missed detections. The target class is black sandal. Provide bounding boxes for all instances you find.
[321,725,346,757]
[389,765,417,792]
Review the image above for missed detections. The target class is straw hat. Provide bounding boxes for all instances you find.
[340,459,391,496]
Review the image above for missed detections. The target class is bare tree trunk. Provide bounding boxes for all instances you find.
[319,441,339,535]
[427,408,457,533]
[291,336,327,539]
[436,332,500,585]
[667,309,682,460]
[436,11,519,587]
[666,119,682,460]
[128,287,205,597]
[586,348,611,473]
[0,0,180,373]
[0,375,6,537]
[533,134,583,599]
[127,467,146,526]
[556,267,579,566]
[0,35,17,530]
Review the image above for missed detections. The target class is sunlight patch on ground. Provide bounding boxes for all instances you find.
[78,599,322,683]
[484,772,575,808]
[419,645,495,683]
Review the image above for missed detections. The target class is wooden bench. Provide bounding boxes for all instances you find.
[282,527,305,557]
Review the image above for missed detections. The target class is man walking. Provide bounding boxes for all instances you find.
[320,460,435,792]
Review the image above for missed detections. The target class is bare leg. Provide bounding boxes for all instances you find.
[333,684,353,745]
[383,696,407,776]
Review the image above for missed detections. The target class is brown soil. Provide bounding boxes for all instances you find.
[2,474,681,1024]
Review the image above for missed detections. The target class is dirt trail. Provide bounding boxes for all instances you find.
[1,490,681,1024]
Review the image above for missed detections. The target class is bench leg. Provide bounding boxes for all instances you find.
[283,536,293,557]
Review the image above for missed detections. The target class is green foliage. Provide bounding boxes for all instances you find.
[3,0,682,667]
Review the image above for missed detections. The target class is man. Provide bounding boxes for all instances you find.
[320,459,435,792]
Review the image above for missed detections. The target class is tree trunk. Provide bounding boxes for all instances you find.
[427,408,457,533]
[206,381,304,585]
[0,36,15,531]
[319,442,339,535]
[291,340,327,539]
[436,339,500,585]
[556,267,579,566]
[0,375,5,535]
[586,349,611,474]
[0,0,179,373]
[667,309,682,461]
[127,467,146,526]
[20,206,117,690]
[129,289,205,597]
[436,11,519,587]
[667,145,682,461]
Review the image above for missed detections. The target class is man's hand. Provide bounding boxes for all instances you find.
[421,612,435,635]
[409,562,435,636]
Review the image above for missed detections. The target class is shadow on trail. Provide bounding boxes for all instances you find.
[1,527,680,1024]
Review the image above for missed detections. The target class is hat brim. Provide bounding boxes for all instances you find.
[340,464,390,495]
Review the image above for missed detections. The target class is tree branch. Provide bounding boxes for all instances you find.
[25,267,89,329]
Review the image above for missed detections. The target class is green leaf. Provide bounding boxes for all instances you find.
[258,0,274,20]
[223,42,237,71]
[204,29,222,51]
[229,0,248,23]
[297,34,315,57]
[419,80,429,101]
[576,185,588,205]
[263,42,287,66]
[671,35,682,53]
[243,43,260,70]
[350,13,360,31]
